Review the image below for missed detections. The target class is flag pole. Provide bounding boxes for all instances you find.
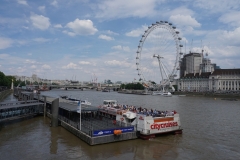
[78,101,81,130]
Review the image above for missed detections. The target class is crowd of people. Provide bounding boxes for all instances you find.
[103,104,177,117]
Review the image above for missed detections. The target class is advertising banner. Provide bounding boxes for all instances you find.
[93,126,134,137]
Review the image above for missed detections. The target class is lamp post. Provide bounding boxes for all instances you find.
[77,101,81,130]
[11,79,13,90]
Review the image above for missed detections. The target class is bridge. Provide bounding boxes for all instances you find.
[48,84,121,90]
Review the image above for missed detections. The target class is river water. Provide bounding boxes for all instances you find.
[0,90,240,160]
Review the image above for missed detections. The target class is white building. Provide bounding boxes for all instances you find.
[178,69,240,92]
[209,69,240,92]
[178,72,211,92]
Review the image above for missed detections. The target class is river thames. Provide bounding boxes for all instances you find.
[0,90,240,160]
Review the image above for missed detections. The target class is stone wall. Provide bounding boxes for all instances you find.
[0,89,12,102]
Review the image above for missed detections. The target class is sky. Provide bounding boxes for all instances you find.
[0,0,240,83]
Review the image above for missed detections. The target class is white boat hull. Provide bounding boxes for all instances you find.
[152,91,172,97]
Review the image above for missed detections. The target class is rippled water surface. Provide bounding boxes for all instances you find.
[0,90,240,160]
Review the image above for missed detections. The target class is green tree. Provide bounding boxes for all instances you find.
[124,83,144,90]
[0,71,17,87]
[0,71,7,86]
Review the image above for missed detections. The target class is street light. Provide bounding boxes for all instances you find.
[77,101,81,130]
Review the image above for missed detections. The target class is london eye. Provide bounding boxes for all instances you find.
[136,21,183,90]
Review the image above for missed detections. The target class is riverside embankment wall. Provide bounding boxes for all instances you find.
[0,89,12,102]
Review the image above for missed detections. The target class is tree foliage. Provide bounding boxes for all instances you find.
[0,71,16,87]
[120,82,144,90]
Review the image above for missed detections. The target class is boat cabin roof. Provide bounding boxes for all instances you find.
[103,100,117,104]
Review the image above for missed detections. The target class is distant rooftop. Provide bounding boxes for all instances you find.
[211,69,240,75]
[181,72,211,79]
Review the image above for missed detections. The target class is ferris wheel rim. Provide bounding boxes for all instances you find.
[136,21,183,86]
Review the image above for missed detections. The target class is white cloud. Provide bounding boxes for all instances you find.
[22,26,29,29]
[168,6,194,17]
[65,19,98,36]
[62,62,81,69]
[205,28,240,48]
[30,13,50,30]
[62,30,76,36]
[54,24,62,28]
[98,34,114,41]
[38,6,45,12]
[222,27,240,46]
[25,59,36,64]
[17,0,28,5]
[95,0,157,19]
[104,60,131,67]
[0,37,12,49]
[16,40,27,46]
[219,11,240,27]
[112,45,130,52]
[33,38,50,43]
[42,64,51,69]
[111,45,122,50]
[193,0,240,13]
[51,0,58,7]
[17,67,26,73]
[126,25,148,37]
[31,65,36,69]
[106,30,119,35]
[169,15,201,28]
[79,61,91,65]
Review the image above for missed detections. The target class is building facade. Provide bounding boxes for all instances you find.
[178,69,240,92]
[180,52,202,77]
[199,58,216,73]
[178,72,211,92]
[209,69,240,92]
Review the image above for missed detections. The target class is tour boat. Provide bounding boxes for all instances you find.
[60,95,91,106]
[98,100,182,139]
[152,91,172,97]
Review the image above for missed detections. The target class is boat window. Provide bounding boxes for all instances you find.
[129,118,136,123]
[103,101,108,105]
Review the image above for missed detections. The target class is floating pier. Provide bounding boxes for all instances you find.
[9,88,137,145]
[52,101,137,145]
[7,88,181,146]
